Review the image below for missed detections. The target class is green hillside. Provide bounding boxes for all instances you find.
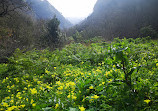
[68,0,158,40]
[0,37,158,111]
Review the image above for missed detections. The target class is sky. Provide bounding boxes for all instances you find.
[47,0,97,19]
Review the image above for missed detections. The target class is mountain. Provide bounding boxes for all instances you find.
[27,0,72,29]
[71,0,158,40]
[66,17,85,25]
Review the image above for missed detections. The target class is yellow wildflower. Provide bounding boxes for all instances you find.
[55,103,59,109]
[46,85,52,89]
[91,95,99,99]
[89,86,94,89]
[10,99,14,103]
[108,79,112,83]
[69,82,75,86]
[72,95,77,100]
[18,97,22,99]
[58,86,63,90]
[30,88,37,94]
[3,102,9,107]
[31,99,34,104]
[57,91,62,95]
[45,69,50,74]
[52,74,55,78]
[67,95,71,98]
[6,107,15,111]
[79,106,85,111]
[20,105,25,108]
[40,86,43,90]
[32,103,36,107]
[144,99,151,104]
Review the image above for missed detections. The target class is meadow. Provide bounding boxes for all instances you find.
[0,37,158,111]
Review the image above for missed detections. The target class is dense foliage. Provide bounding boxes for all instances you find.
[0,0,69,60]
[0,37,158,111]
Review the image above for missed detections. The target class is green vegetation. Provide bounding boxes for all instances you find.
[0,37,158,111]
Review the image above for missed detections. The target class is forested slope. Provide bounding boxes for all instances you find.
[68,0,158,40]
[27,0,72,29]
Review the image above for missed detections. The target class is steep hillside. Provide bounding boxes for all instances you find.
[27,0,72,29]
[71,0,158,40]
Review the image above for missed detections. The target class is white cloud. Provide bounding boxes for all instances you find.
[47,0,97,18]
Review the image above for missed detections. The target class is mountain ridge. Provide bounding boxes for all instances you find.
[27,0,72,29]
[71,0,158,39]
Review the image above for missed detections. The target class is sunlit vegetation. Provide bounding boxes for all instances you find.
[0,37,158,111]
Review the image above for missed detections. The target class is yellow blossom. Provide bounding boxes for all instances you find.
[45,69,50,74]
[108,79,112,83]
[144,99,151,104]
[3,102,9,107]
[58,86,63,90]
[89,86,94,89]
[30,88,37,94]
[10,99,14,103]
[20,104,25,108]
[52,74,55,78]
[69,82,75,86]
[6,107,15,111]
[72,95,77,100]
[57,91,62,95]
[18,97,22,99]
[55,103,59,109]
[39,86,43,90]
[79,106,85,111]
[67,95,71,98]
[91,95,99,99]
[46,85,52,89]
[32,103,36,107]
[113,65,116,68]
[31,99,34,104]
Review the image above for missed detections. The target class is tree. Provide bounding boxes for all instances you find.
[0,0,28,17]
[47,16,60,46]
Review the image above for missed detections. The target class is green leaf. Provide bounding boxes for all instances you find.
[42,107,52,111]
[128,67,136,75]
[69,107,78,111]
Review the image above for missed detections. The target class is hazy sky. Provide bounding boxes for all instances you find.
[47,0,97,18]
